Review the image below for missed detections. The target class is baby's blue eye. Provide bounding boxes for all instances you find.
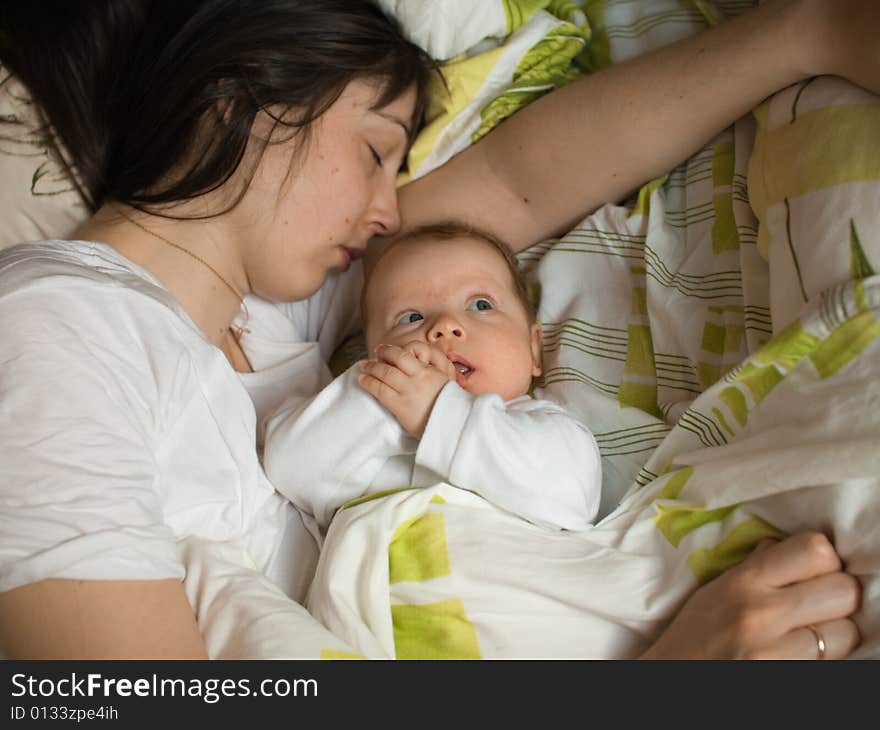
[466,298,493,311]
[397,311,424,325]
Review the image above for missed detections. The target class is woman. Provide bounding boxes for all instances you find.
[0,0,873,659]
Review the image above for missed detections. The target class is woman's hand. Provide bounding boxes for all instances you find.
[641,532,861,660]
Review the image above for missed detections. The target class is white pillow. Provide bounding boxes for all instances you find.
[0,70,88,249]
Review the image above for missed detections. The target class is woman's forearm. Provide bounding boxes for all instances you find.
[0,578,209,659]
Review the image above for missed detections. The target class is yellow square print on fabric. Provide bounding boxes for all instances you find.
[388,511,452,585]
[391,599,482,660]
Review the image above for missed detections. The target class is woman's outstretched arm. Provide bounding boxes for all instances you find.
[640,532,862,660]
[0,579,209,659]
[398,0,880,251]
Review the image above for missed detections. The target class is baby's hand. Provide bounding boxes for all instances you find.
[402,341,457,378]
[358,343,454,437]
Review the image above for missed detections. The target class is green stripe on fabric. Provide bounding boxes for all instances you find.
[617,381,661,417]
[719,386,748,426]
[855,280,868,313]
[850,220,876,279]
[725,324,744,353]
[343,486,415,510]
[687,517,787,583]
[690,0,722,26]
[392,599,482,659]
[697,362,722,390]
[712,192,739,253]
[655,503,737,548]
[712,141,734,187]
[701,323,727,355]
[389,512,452,584]
[632,286,648,315]
[713,207,737,249]
[582,1,610,71]
[809,312,880,379]
[754,318,819,366]
[320,650,366,660]
[658,466,694,500]
[501,0,549,33]
[712,407,735,437]
[623,325,655,376]
[628,176,666,218]
[732,318,821,401]
[735,362,783,402]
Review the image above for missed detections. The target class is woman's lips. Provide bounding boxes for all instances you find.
[336,246,365,272]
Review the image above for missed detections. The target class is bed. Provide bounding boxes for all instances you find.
[2,0,878,659]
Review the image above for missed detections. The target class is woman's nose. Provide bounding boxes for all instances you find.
[369,176,401,236]
[428,315,463,341]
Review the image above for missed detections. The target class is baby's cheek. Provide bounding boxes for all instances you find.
[492,347,537,400]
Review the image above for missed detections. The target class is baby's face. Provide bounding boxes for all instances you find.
[363,236,542,400]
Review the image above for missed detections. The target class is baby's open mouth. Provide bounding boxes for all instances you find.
[448,354,474,380]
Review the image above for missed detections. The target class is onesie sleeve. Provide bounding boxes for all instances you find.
[415,383,602,530]
[263,366,413,531]
[0,287,183,592]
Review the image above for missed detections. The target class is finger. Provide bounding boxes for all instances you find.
[357,372,399,404]
[403,341,432,364]
[375,344,424,376]
[429,350,456,377]
[752,537,779,554]
[359,359,410,391]
[754,618,860,660]
[743,532,841,587]
[775,570,862,631]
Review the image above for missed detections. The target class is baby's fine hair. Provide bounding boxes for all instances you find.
[362,221,536,326]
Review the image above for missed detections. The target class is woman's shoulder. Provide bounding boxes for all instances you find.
[0,238,196,337]
[0,238,161,296]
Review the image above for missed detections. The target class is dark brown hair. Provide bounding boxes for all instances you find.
[0,0,436,216]
[362,221,536,327]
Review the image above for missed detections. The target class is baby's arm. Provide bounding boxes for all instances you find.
[415,385,602,531]
[263,368,412,531]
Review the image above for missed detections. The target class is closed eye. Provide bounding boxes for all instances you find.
[396,311,423,325]
[466,298,493,312]
[369,145,383,167]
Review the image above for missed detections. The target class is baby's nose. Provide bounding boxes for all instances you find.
[428,316,463,340]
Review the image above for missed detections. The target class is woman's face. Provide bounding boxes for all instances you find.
[238,79,416,302]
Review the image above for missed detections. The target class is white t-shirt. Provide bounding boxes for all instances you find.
[0,240,361,599]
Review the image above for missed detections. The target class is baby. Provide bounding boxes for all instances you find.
[263,223,602,539]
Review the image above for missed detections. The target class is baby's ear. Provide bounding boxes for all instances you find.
[530,321,542,377]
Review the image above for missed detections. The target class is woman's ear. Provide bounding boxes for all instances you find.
[530,321,542,377]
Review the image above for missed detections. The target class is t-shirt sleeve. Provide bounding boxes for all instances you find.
[0,288,183,592]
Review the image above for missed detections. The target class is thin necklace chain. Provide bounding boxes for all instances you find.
[114,205,246,308]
